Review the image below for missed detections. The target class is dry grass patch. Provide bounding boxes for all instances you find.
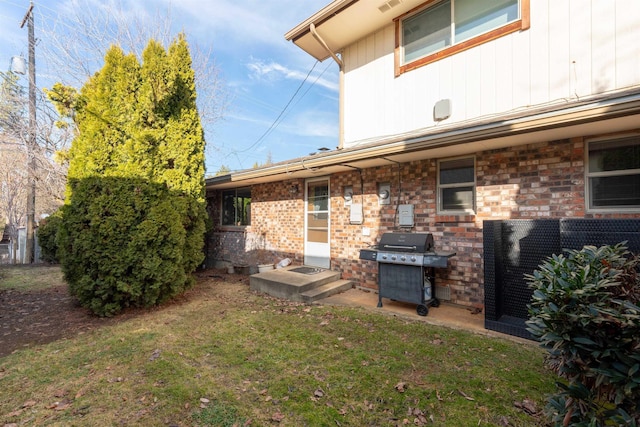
[0,268,555,426]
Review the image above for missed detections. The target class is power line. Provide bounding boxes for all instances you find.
[235,60,319,154]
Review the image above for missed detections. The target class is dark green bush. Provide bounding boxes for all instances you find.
[37,212,63,263]
[526,243,640,426]
[58,177,205,317]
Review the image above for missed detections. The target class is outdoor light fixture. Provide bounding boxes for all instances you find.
[289,184,299,194]
[10,56,26,75]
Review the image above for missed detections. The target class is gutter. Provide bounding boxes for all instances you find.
[310,23,343,68]
[217,88,640,183]
[285,0,359,44]
[308,22,345,148]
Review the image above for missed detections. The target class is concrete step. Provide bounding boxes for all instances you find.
[300,280,353,303]
[249,267,343,302]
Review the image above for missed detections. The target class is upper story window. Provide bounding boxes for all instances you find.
[586,135,640,212]
[396,0,529,75]
[438,157,476,214]
[221,187,251,226]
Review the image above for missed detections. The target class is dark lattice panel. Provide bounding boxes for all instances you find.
[485,219,640,339]
[561,219,640,253]
[483,221,498,321]
[500,220,561,319]
[485,316,530,339]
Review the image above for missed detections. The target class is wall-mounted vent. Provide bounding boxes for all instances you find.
[378,0,401,13]
[434,98,452,121]
[435,285,451,301]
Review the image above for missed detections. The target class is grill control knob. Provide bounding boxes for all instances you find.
[400,256,406,262]
[381,254,387,260]
[391,255,396,261]
[411,256,416,262]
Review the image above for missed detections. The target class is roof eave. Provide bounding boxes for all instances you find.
[206,89,640,190]
[284,0,358,43]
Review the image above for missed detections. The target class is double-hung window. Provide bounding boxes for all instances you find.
[397,0,529,74]
[221,187,251,226]
[438,157,475,214]
[586,135,640,211]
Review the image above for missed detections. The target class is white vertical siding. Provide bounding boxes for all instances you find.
[342,0,640,146]
[591,1,616,92]
[546,1,571,100]
[511,22,531,108]
[614,0,640,89]
[569,0,592,97]
[529,0,549,105]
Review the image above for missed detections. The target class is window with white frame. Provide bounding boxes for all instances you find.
[221,187,251,226]
[586,135,640,211]
[397,0,527,74]
[438,157,475,213]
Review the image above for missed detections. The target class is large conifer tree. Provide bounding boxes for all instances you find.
[50,35,206,316]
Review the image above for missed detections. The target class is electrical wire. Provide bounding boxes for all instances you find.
[234,59,319,154]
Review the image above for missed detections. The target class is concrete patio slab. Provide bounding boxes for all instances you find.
[317,287,533,343]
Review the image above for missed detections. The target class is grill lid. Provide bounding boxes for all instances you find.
[378,232,434,253]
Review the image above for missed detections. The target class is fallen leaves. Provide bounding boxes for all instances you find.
[310,388,325,402]
[271,411,285,422]
[394,382,407,393]
[458,390,475,401]
[514,399,539,415]
[21,400,36,409]
[405,406,431,426]
[47,399,72,411]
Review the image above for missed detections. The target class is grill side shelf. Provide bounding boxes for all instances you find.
[358,248,378,261]
[423,251,456,268]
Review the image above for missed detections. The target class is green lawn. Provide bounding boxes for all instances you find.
[0,267,555,426]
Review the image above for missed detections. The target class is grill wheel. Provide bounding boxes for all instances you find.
[417,304,429,316]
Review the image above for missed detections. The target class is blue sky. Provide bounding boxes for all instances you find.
[0,0,339,175]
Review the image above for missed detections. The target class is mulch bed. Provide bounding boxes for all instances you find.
[0,285,123,358]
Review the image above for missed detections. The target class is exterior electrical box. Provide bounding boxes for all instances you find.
[378,183,391,205]
[350,203,363,224]
[398,204,414,227]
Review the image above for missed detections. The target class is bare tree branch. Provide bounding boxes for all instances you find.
[38,0,228,127]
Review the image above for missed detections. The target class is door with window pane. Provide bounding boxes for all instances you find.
[304,178,330,268]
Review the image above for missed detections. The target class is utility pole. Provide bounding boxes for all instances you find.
[20,1,36,264]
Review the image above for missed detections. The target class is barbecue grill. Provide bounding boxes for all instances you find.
[359,232,455,316]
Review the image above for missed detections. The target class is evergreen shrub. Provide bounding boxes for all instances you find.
[526,243,640,426]
[37,212,62,263]
[59,177,204,317]
[47,35,206,317]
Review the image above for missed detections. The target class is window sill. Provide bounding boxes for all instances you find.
[435,214,476,223]
[217,225,249,232]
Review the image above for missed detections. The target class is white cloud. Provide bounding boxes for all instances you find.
[283,110,338,138]
[165,0,329,51]
[246,58,338,92]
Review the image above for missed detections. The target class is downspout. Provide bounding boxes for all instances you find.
[310,23,345,149]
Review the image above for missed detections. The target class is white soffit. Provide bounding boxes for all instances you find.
[285,0,425,61]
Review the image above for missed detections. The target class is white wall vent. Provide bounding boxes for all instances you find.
[434,99,452,121]
[435,285,451,301]
[378,0,401,13]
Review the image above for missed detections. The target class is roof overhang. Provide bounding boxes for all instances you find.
[285,0,425,61]
[206,88,640,190]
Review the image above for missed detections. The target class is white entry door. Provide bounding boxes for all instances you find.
[304,178,330,268]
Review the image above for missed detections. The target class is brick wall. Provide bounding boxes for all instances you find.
[206,137,640,308]
[205,179,304,269]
